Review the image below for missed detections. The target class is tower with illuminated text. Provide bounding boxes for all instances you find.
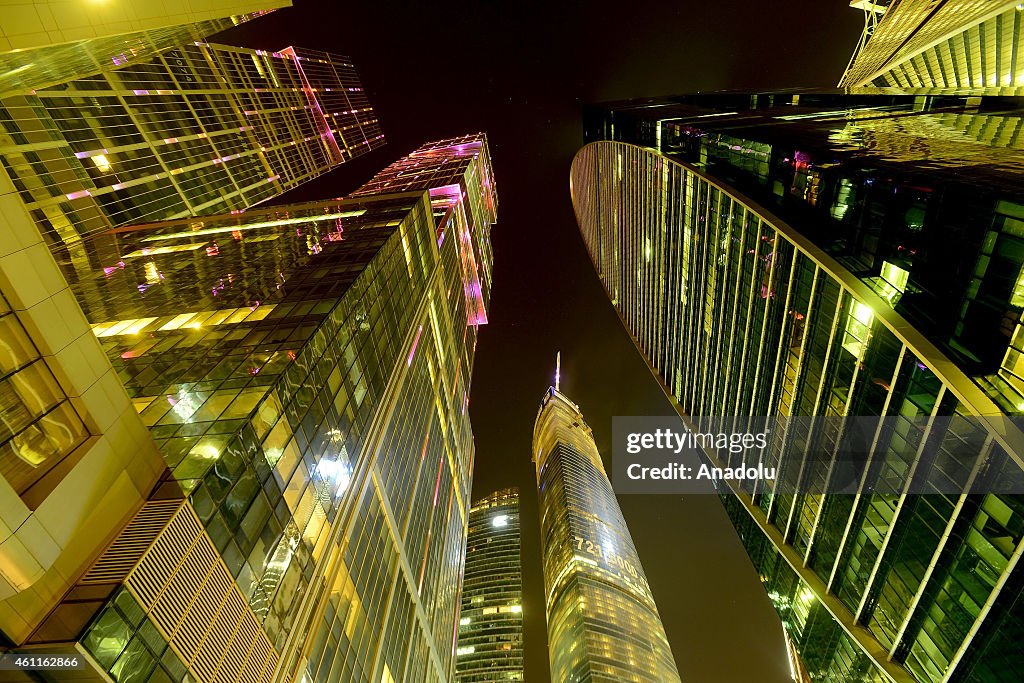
[532,368,681,682]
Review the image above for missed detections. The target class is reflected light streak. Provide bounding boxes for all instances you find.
[139,211,366,243]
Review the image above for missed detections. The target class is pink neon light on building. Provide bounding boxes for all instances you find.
[408,325,423,366]
[279,46,345,163]
[350,133,497,328]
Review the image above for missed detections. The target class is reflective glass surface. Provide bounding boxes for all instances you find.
[533,388,682,682]
[573,102,1024,681]
[46,135,496,683]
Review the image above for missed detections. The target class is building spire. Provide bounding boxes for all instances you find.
[555,351,561,391]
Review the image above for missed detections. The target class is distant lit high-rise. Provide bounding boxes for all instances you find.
[0,133,497,683]
[532,381,681,682]
[574,92,1024,681]
[455,488,524,682]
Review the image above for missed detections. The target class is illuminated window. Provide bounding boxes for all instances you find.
[877,261,909,304]
[843,301,874,358]
[92,304,277,338]
[1012,266,1024,308]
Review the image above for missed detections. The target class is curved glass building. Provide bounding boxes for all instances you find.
[572,93,1024,682]
[456,488,524,682]
[532,384,681,682]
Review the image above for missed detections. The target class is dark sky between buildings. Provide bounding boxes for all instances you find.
[222,2,863,680]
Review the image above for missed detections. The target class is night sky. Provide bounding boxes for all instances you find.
[224,2,863,679]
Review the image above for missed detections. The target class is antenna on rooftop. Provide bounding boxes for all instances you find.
[555,352,561,392]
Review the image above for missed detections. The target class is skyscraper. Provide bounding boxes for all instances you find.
[455,488,524,682]
[351,133,496,328]
[573,92,1024,681]
[532,380,681,682]
[0,0,289,664]
[840,0,1024,92]
[0,133,497,682]
[1,15,382,249]
[0,0,287,93]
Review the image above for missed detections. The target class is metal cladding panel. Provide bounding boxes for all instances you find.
[126,503,279,683]
[841,0,1024,91]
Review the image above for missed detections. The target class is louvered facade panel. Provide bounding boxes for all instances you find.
[78,499,180,585]
[125,504,279,683]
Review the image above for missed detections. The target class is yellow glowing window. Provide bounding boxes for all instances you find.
[188,311,217,328]
[204,310,236,326]
[877,261,910,304]
[121,317,158,336]
[158,313,198,331]
[248,306,274,322]
[301,501,326,550]
[121,244,205,259]
[97,319,139,337]
[139,211,366,243]
[399,221,414,279]
[132,397,155,413]
[429,300,446,365]
[842,301,874,358]
[189,436,227,462]
[250,54,267,79]
[226,308,255,324]
[94,305,277,338]
[91,154,111,172]
[1003,348,1024,378]
[1012,267,1024,307]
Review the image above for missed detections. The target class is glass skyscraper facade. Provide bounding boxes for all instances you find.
[532,385,681,682]
[573,92,1024,682]
[351,133,496,329]
[0,0,278,660]
[0,5,499,670]
[1,30,382,249]
[0,8,399,674]
[455,488,524,682]
[0,1,288,94]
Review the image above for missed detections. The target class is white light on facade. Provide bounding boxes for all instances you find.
[316,458,351,495]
